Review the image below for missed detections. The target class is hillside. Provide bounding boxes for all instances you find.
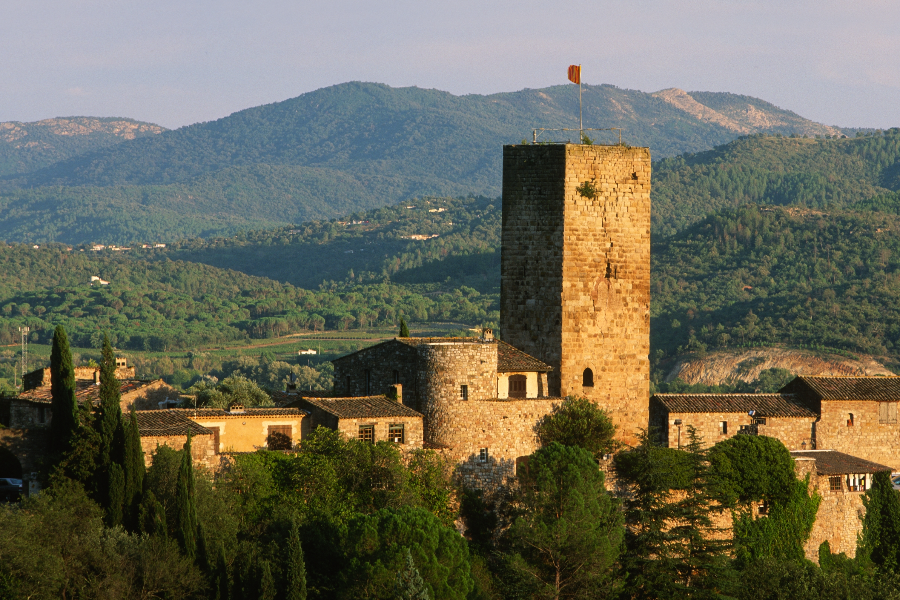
[0,117,165,178]
[0,82,845,244]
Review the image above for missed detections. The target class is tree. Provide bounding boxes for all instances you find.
[858,471,900,572]
[399,317,410,338]
[285,519,308,600]
[505,442,623,599]
[96,334,124,514]
[214,543,230,600]
[123,407,145,530]
[536,397,618,460]
[396,549,431,600]
[138,489,167,537]
[258,560,276,600]
[50,325,78,453]
[175,435,199,559]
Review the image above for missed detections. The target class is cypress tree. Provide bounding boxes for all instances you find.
[859,471,900,571]
[395,549,431,600]
[197,522,213,574]
[107,462,125,527]
[50,325,78,453]
[215,543,230,600]
[399,318,410,338]
[138,489,167,537]
[285,519,308,600]
[175,433,198,559]
[258,560,276,600]
[123,406,145,530]
[97,334,122,467]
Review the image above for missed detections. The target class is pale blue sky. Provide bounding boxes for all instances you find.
[2,0,898,129]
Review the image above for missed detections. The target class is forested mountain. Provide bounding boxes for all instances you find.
[0,82,845,244]
[0,117,164,177]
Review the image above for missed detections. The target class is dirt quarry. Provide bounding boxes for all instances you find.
[664,347,894,386]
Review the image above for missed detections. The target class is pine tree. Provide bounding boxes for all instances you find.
[285,519,308,600]
[215,543,230,600]
[258,560,276,600]
[50,325,79,454]
[399,318,410,338]
[175,433,198,559]
[107,462,125,527]
[395,549,431,600]
[123,406,145,530]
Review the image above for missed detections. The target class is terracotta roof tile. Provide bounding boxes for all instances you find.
[301,396,423,419]
[782,376,900,402]
[170,407,305,418]
[135,410,212,437]
[17,379,160,405]
[790,450,892,475]
[652,393,817,418]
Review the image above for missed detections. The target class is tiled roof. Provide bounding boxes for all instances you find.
[170,407,305,418]
[790,450,892,475]
[782,376,900,402]
[652,393,817,418]
[301,396,423,419]
[496,341,551,373]
[17,379,159,405]
[335,337,551,373]
[135,410,212,437]
[271,390,333,406]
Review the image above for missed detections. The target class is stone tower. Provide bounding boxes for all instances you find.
[500,144,651,444]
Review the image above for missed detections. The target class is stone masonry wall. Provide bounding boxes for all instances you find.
[139,433,217,469]
[657,410,816,451]
[804,476,867,560]
[817,400,900,470]
[335,415,424,450]
[333,341,421,410]
[417,341,499,448]
[501,144,651,445]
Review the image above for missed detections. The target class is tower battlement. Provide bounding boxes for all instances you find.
[500,144,651,444]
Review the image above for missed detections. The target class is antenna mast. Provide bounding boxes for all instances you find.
[19,326,30,379]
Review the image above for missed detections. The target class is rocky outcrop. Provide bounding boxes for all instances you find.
[665,348,893,386]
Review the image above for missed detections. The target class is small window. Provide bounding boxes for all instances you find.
[209,426,221,452]
[509,374,527,398]
[388,423,405,443]
[346,376,352,395]
[583,368,594,387]
[879,402,898,424]
[753,417,767,426]
[460,385,469,401]
[267,425,291,450]
[848,413,854,427]
[358,425,375,443]
[757,501,769,515]
[478,448,489,462]
[720,421,728,435]
[393,370,400,384]
[829,476,842,492]
[364,370,372,395]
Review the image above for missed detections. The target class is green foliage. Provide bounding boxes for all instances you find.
[536,396,618,459]
[399,317,410,338]
[505,443,623,599]
[285,520,308,600]
[123,407,145,529]
[188,375,274,409]
[858,471,900,571]
[175,435,199,560]
[708,435,797,506]
[340,506,473,600]
[107,462,126,527]
[575,178,598,200]
[50,325,78,453]
[214,543,230,600]
[395,549,431,600]
[258,559,276,600]
[139,489,168,537]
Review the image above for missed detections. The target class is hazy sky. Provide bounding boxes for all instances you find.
[3,0,898,130]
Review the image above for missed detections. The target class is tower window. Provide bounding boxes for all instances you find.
[583,368,594,387]
[848,413,854,427]
[479,448,489,462]
[346,376,351,395]
[365,370,371,395]
[460,385,469,401]
[393,370,400,384]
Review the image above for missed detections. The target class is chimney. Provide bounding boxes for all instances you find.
[388,383,403,404]
[482,328,494,341]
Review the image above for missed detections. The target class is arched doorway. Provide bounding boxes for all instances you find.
[0,446,23,479]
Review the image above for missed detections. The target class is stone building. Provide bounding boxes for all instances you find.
[171,405,309,452]
[500,144,651,445]
[134,410,218,468]
[287,393,424,450]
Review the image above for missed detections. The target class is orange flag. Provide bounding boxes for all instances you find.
[567,64,581,85]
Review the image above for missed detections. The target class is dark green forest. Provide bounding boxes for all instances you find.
[0,82,848,244]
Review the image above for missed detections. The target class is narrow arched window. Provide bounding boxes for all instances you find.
[583,368,594,387]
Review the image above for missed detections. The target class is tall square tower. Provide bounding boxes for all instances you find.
[500,144,651,443]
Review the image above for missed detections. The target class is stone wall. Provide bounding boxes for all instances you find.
[188,413,308,453]
[804,474,867,560]
[817,400,900,470]
[417,341,499,447]
[333,341,421,409]
[140,433,217,469]
[500,144,651,445]
[656,409,816,451]
[334,415,424,450]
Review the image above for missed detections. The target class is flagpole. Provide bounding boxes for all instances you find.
[579,64,583,140]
